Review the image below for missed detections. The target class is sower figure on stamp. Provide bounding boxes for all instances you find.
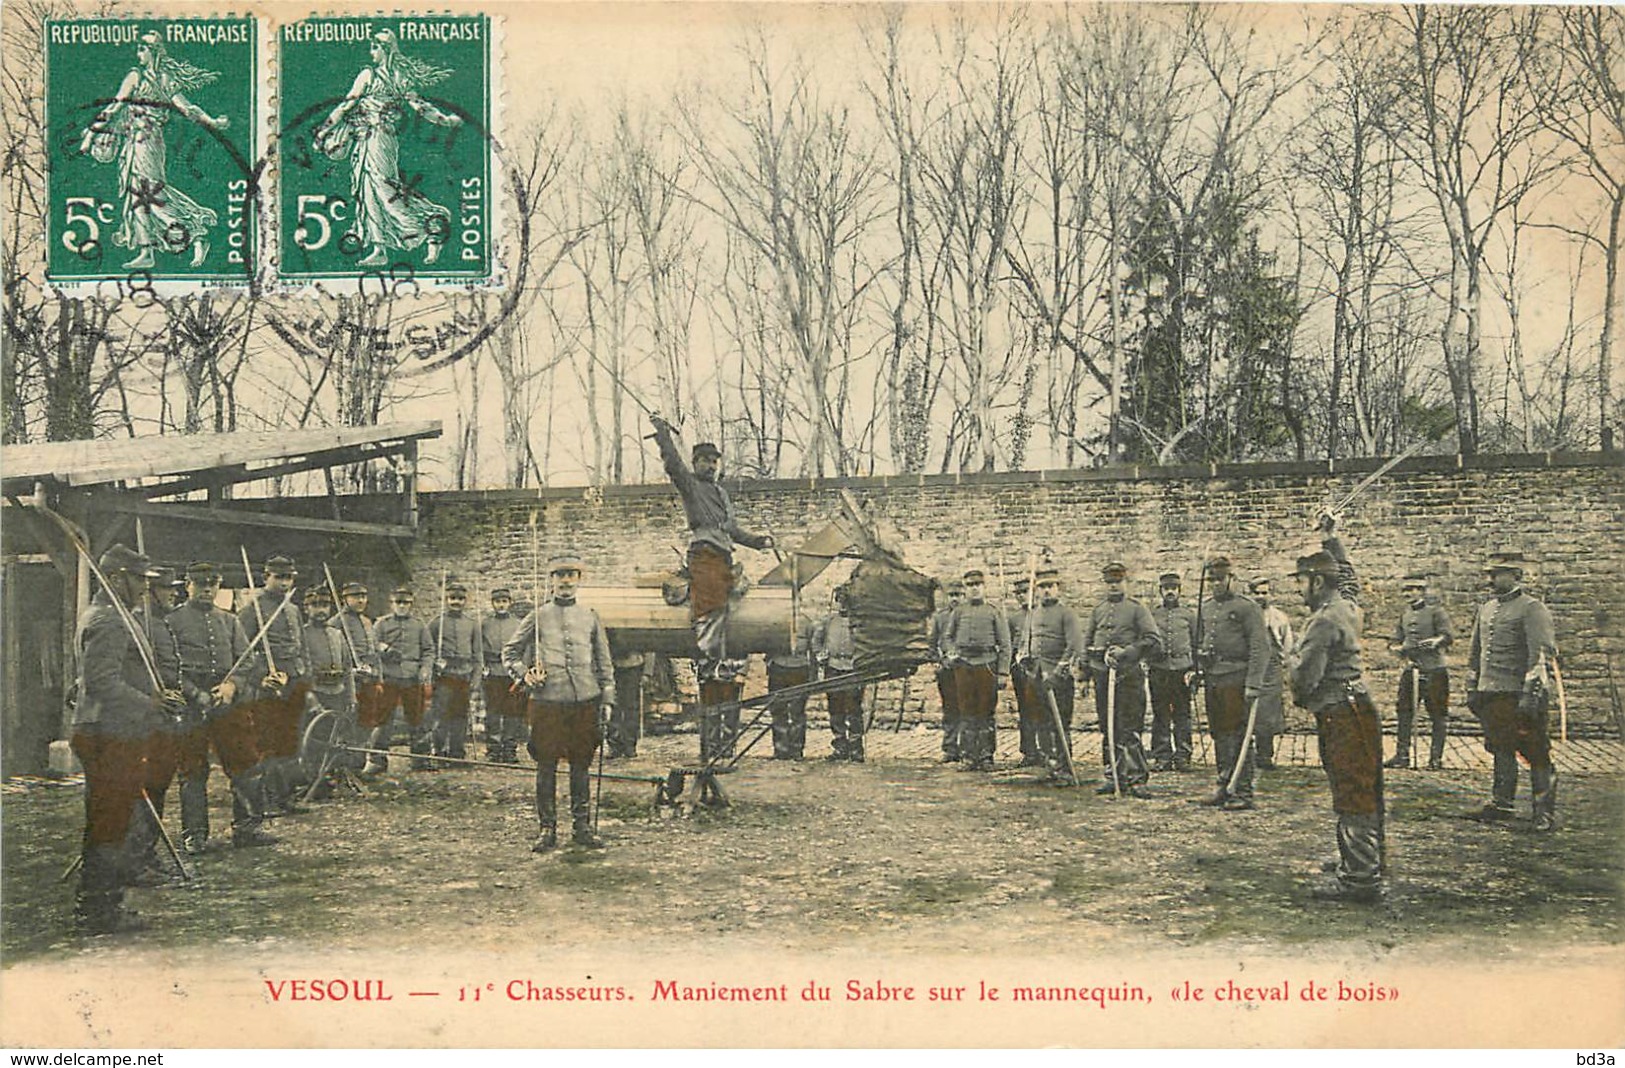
[1464,552,1560,831]
[940,569,1010,772]
[1149,572,1198,773]
[71,545,177,933]
[815,585,865,763]
[372,587,434,771]
[1006,576,1041,768]
[429,581,479,762]
[301,586,353,800]
[1388,574,1453,771]
[1289,537,1386,905]
[928,579,965,763]
[1083,562,1161,798]
[1196,556,1269,811]
[480,588,526,764]
[238,555,311,817]
[502,554,615,853]
[607,646,647,759]
[336,582,385,776]
[1248,578,1294,771]
[1016,567,1084,783]
[648,415,774,761]
[167,562,267,852]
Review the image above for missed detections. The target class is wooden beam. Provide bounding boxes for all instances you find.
[89,497,417,539]
[141,443,406,499]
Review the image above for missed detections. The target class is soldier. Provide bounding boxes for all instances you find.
[238,554,310,816]
[301,585,353,799]
[1148,572,1198,772]
[372,586,435,771]
[606,647,648,759]
[1387,573,1454,771]
[928,579,965,762]
[167,561,269,851]
[71,545,178,932]
[1289,542,1384,904]
[480,587,526,764]
[502,553,615,853]
[766,614,816,761]
[648,415,774,760]
[1249,578,1294,771]
[335,582,384,775]
[123,568,186,886]
[1464,551,1559,831]
[1195,556,1269,811]
[428,580,479,761]
[940,568,1010,772]
[814,585,865,762]
[1006,575,1041,768]
[1015,567,1084,782]
[1082,562,1162,797]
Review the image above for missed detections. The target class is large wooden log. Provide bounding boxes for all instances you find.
[578,587,796,658]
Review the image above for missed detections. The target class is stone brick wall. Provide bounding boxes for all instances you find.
[403,451,1623,733]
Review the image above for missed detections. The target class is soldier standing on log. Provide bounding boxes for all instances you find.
[1148,572,1197,773]
[648,415,775,762]
[928,579,965,763]
[1387,574,1453,771]
[941,568,1010,772]
[502,553,615,853]
[1195,556,1269,811]
[1464,552,1560,831]
[480,588,526,763]
[1083,562,1161,798]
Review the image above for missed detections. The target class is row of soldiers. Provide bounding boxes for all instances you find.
[68,546,652,933]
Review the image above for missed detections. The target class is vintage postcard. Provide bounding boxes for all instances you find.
[2,0,1623,1054]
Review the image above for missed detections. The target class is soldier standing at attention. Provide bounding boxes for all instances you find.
[372,586,434,771]
[928,579,965,762]
[336,582,384,776]
[648,415,775,761]
[941,569,1010,772]
[1196,557,1269,811]
[1083,562,1162,797]
[429,581,480,762]
[167,562,266,852]
[1006,575,1041,768]
[1148,572,1198,773]
[123,569,186,886]
[238,554,310,816]
[1249,578,1294,771]
[1016,567,1084,781]
[1387,574,1453,771]
[815,585,865,762]
[1289,538,1385,904]
[766,614,817,761]
[503,554,615,853]
[1464,552,1559,831]
[480,588,526,764]
[71,545,176,932]
[301,586,352,799]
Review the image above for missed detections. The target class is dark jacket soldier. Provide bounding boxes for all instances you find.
[941,569,1010,771]
[428,581,480,760]
[1196,556,1269,809]
[167,561,266,850]
[301,586,357,799]
[1464,552,1559,831]
[238,554,310,815]
[372,588,435,770]
[503,554,615,852]
[1082,562,1162,796]
[1006,576,1038,766]
[1289,527,1384,905]
[1148,573,1198,771]
[1387,574,1454,770]
[480,588,527,763]
[336,582,384,757]
[927,579,965,762]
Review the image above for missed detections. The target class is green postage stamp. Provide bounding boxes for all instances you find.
[45,18,262,288]
[278,15,497,288]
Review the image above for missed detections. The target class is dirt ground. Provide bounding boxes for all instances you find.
[3,723,1621,964]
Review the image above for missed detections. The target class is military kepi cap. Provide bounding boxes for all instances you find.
[1292,551,1339,578]
[1247,577,1272,593]
[99,544,159,577]
[1204,555,1232,575]
[341,581,368,596]
[1158,571,1182,587]
[391,585,415,598]
[446,581,468,595]
[303,586,333,603]
[549,553,584,574]
[944,579,965,593]
[1101,561,1127,579]
[962,568,985,582]
[264,554,298,575]
[691,442,721,461]
[185,561,220,581]
[1035,567,1061,583]
[490,587,512,598]
[1483,551,1527,573]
